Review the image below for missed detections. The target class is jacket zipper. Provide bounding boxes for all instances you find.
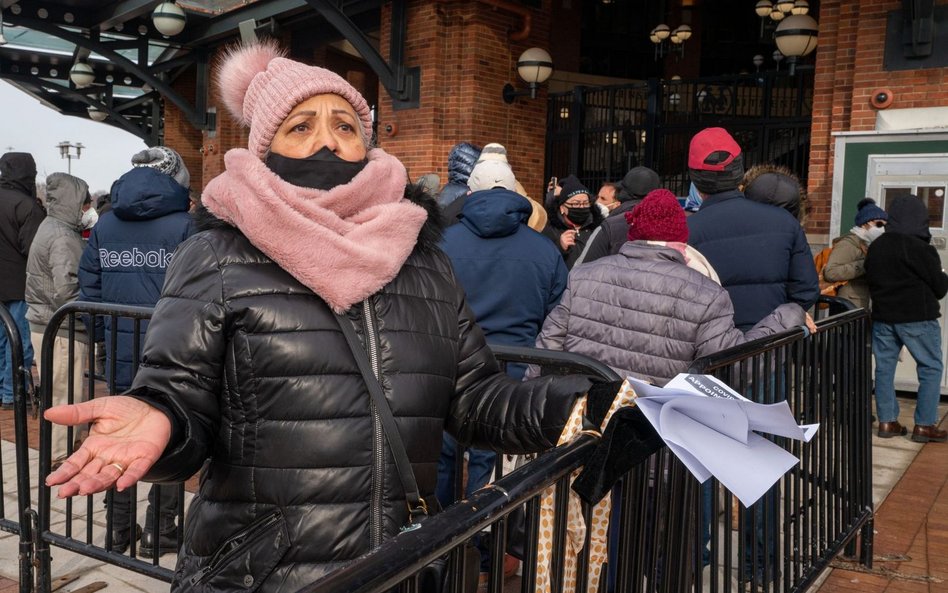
[188,509,283,585]
[362,298,384,548]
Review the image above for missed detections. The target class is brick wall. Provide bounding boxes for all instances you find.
[807,0,948,235]
[376,0,553,199]
[165,70,204,190]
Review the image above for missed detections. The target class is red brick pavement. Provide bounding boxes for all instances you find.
[816,415,948,593]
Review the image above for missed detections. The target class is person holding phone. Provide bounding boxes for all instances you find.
[541,175,604,269]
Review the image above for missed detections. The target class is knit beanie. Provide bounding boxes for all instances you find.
[854,198,888,226]
[626,189,688,243]
[556,175,590,205]
[688,127,744,195]
[216,41,374,158]
[468,159,516,192]
[131,146,191,189]
[618,166,661,202]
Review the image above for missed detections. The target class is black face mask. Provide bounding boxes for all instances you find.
[264,146,368,190]
[566,207,592,227]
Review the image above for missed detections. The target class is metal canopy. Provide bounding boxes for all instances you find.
[0,0,412,145]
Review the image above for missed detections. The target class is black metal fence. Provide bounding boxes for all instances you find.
[301,309,873,593]
[30,302,185,592]
[546,70,814,197]
[4,301,872,593]
[0,303,37,593]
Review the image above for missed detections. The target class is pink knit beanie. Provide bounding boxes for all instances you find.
[216,41,374,158]
[626,189,689,243]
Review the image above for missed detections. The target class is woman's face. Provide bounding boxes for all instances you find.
[269,93,367,162]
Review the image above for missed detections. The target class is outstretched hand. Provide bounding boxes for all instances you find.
[44,396,171,498]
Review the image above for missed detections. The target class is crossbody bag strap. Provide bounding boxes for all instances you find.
[334,312,428,522]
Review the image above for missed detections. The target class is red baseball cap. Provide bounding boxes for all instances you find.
[688,127,742,172]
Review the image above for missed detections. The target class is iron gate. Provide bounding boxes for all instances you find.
[546,70,814,197]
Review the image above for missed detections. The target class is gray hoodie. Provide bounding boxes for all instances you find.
[25,173,89,334]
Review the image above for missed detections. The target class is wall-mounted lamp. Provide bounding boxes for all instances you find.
[774,14,818,74]
[502,47,553,104]
[69,62,95,88]
[152,2,187,37]
[649,24,691,60]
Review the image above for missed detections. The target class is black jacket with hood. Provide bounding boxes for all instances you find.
[0,153,46,301]
[131,187,590,593]
[866,195,948,323]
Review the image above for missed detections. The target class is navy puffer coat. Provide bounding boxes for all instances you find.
[687,190,818,330]
[78,167,195,390]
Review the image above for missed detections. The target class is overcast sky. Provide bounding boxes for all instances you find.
[0,80,148,194]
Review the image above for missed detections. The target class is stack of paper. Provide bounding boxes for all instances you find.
[626,374,818,506]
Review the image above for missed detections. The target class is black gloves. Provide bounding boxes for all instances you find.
[583,379,623,431]
[572,405,666,505]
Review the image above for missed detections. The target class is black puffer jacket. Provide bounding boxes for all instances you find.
[131,188,590,593]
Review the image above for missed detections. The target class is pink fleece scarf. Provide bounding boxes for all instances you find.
[202,147,428,312]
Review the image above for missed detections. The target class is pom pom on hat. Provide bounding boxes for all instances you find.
[626,189,688,243]
[854,198,888,226]
[131,146,190,189]
[215,41,374,158]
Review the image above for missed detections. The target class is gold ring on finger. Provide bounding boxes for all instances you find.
[109,462,125,473]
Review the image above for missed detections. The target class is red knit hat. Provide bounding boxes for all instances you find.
[626,189,688,242]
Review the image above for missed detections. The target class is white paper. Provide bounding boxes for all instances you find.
[628,374,819,506]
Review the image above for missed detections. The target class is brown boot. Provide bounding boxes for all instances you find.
[911,425,947,443]
[877,421,907,438]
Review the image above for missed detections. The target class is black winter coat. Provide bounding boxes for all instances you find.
[865,195,948,323]
[0,153,45,301]
[131,189,590,593]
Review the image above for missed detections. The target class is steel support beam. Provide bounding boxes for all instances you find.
[5,14,210,130]
[2,73,155,143]
[176,0,312,45]
[305,0,419,108]
[92,0,162,32]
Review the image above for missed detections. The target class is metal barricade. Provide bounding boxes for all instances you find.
[690,308,873,593]
[0,303,37,593]
[301,310,873,593]
[33,302,186,592]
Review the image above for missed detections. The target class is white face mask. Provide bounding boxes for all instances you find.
[866,225,885,243]
[80,208,98,230]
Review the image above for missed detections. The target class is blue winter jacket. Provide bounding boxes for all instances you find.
[441,189,568,377]
[78,167,195,391]
[687,189,818,331]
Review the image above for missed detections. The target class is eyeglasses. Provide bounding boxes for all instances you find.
[564,200,590,208]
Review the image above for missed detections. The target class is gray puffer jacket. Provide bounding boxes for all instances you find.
[534,242,806,384]
[25,173,88,336]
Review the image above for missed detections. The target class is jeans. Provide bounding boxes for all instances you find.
[435,433,496,509]
[0,300,34,405]
[873,320,943,426]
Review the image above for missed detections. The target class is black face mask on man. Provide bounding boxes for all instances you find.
[566,207,592,227]
[265,146,368,190]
